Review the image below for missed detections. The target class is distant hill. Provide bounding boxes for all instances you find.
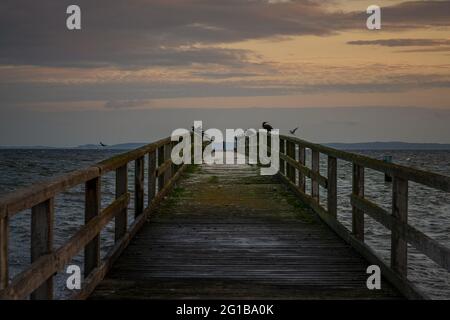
[74,143,147,150]
[325,142,450,150]
[0,145,58,150]
[1,141,450,151]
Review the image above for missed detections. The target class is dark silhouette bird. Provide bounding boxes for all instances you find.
[289,127,299,135]
[262,122,273,132]
[99,142,108,147]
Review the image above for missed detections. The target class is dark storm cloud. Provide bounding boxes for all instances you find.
[1,1,449,69]
[375,0,450,28]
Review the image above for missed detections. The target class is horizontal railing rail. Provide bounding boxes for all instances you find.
[0,137,184,299]
[276,134,450,299]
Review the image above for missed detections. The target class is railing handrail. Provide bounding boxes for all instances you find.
[0,136,183,299]
[281,135,450,192]
[0,137,171,219]
[277,134,450,299]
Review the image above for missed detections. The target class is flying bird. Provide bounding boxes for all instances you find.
[289,127,299,135]
[99,142,108,147]
[262,122,273,132]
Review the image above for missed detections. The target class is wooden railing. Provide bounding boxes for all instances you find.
[0,137,184,300]
[277,135,450,299]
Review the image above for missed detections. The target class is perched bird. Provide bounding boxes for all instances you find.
[262,122,273,132]
[289,127,299,135]
[99,142,108,147]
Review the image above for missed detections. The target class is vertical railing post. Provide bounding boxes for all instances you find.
[287,141,295,182]
[171,141,177,174]
[391,176,408,277]
[115,164,128,241]
[135,157,145,218]
[148,151,157,207]
[285,141,290,180]
[164,143,172,184]
[85,177,100,278]
[245,136,249,159]
[352,164,365,241]
[0,209,8,290]
[298,146,306,192]
[30,198,54,300]
[280,139,285,175]
[327,156,337,218]
[157,145,165,191]
[311,150,320,202]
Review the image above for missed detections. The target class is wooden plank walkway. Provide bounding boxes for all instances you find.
[90,163,401,299]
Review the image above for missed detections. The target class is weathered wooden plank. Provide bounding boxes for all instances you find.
[278,173,425,299]
[351,194,450,271]
[115,165,128,242]
[391,176,408,277]
[85,177,101,278]
[91,164,403,300]
[280,154,327,188]
[0,194,129,300]
[157,146,165,191]
[352,164,364,241]
[30,198,54,300]
[155,159,172,178]
[286,141,296,182]
[148,152,157,207]
[327,156,337,218]
[0,167,99,218]
[75,165,186,300]
[0,213,8,290]
[135,157,145,218]
[279,139,286,175]
[311,150,320,202]
[164,143,172,185]
[96,137,170,174]
[298,146,306,192]
[281,135,450,193]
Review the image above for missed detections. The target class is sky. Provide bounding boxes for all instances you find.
[0,0,449,146]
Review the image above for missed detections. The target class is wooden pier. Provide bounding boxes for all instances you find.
[0,135,449,299]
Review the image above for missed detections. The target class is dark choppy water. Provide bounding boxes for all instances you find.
[0,149,449,299]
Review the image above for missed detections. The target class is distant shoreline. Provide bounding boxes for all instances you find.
[1,141,450,151]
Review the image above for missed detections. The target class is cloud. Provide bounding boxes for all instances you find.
[190,71,262,79]
[347,39,450,47]
[1,69,448,107]
[104,99,149,109]
[1,1,449,69]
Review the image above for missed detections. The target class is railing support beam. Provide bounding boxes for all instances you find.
[280,139,286,175]
[287,141,296,182]
[134,157,145,218]
[311,150,320,202]
[148,151,157,207]
[352,164,365,241]
[115,165,128,241]
[30,198,54,300]
[298,146,306,192]
[157,146,165,191]
[0,214,8,290]
[327,156,337,218]
[85,177,101,278]
[392,176,408,277]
